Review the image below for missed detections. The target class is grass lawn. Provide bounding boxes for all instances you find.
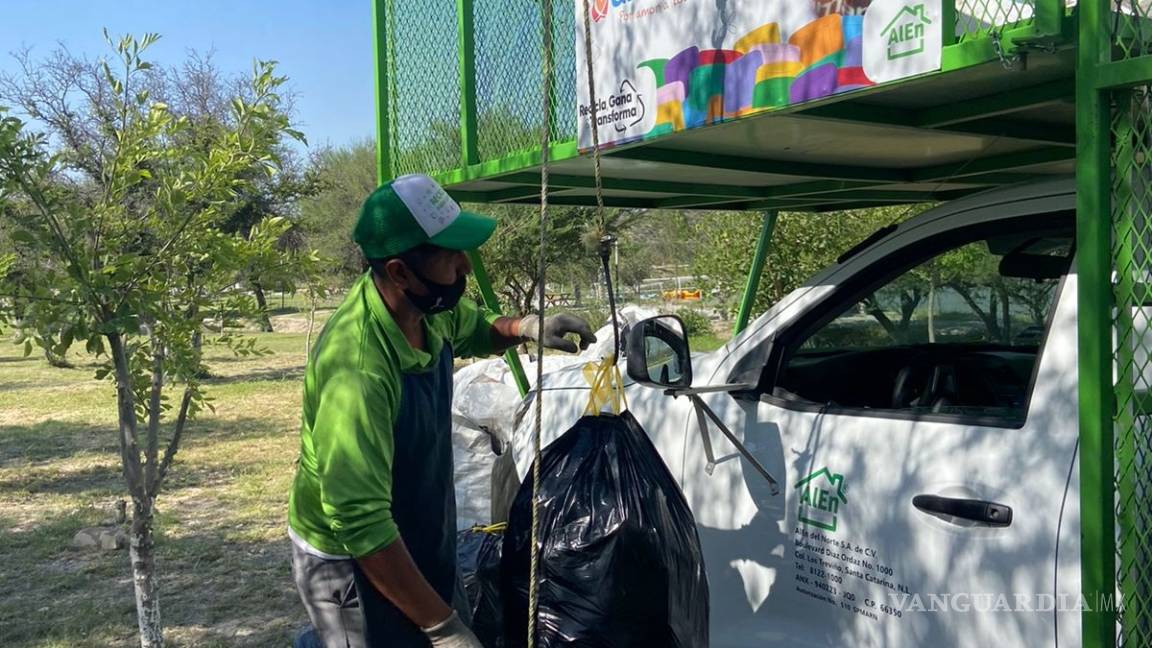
[0,309,330,648]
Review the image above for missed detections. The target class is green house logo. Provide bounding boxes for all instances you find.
[881,4,933,60]
[795,467,848,532]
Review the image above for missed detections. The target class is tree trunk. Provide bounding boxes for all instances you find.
[864,297,900,341]
[998,284,1012,343]
[252,281,273,332]
[950,283,1001,340]
[897,288,922,332]
[130,496,163,648]
[305,291,317,358]
[927,281,936,343]
[520,279,540,316]
[44,346,72,368]
[573,284,582,307]
[108,332,161,647]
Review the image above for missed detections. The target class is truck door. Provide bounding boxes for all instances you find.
[683,213,1080,647]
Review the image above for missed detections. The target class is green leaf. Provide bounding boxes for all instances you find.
[22,340,32,357]
[10,229,37,245]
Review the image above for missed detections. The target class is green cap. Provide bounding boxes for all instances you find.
[353,174,497,259]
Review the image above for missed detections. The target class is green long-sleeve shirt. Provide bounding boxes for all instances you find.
[288,273,500,558]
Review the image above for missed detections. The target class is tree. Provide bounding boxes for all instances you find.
[470,202,595,314]
[0,33,315,647]
[692,206,914,318]
[298,139,378,279]
[0,47,314,334]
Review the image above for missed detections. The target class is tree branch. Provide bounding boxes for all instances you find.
[143,325,163,491]
[864,296,899,340]
[152,387,193,495]
[15,175,97,302]
[949,283,998,334]
[107,332,146,501]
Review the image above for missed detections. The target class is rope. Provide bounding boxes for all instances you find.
[527,0,554,645]
[580,0,609,236]
[525,5,619,644]
[582,357,628,415]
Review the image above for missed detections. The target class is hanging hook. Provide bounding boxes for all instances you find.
[598,234,621,363]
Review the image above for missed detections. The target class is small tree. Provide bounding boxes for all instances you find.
[298,140,379,280]
[692,206,919,317]
[0,33,312,647]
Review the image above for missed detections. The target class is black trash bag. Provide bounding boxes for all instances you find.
[502,412,709,648]
[457,527,505,647]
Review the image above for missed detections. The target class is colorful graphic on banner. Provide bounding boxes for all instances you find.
[575,0,941,150]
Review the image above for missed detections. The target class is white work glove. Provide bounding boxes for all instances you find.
[422,611,484,648]
[519,313,597,353]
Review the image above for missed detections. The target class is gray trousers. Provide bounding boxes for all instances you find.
[292,542,366,648]
[291,541,472,648]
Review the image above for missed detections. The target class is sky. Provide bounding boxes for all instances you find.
[0,0,375,150]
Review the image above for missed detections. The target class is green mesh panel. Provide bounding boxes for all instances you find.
[379,1,1039,178]
[380,0,576,177]
[1111,83,1152,648]
[954,0,1038,40]
[474,0,576,162]
[383,0,463,177]
[1110,0,1152,635]
[1111,0,1152,59]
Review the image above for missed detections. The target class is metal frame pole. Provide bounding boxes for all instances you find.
[1076,0,1118,643]
[457,0,480,167]
[372,0,393,183]
[733,211,778,335]
[469,251,532,396]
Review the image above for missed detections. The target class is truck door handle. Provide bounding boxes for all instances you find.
[912,494,1013,527]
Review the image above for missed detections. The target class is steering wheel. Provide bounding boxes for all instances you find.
[891,358,959,410]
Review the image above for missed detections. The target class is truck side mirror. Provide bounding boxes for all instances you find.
[626,315,693,389]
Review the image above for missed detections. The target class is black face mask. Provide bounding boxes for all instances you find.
[403,265,467,315]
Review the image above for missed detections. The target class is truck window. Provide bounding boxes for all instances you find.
[770,228,1072,426]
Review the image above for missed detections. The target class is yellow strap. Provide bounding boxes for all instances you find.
[473,522,508,534]
[583,357,628,415]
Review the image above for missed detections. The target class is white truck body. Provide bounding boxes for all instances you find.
[508,178,1085,647]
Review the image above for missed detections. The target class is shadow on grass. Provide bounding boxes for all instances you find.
[204,366,306,385]
[0,508,305,647]
[0,355,38,364]
[0,462,125,497]
[0,420,116,466]
[0,416,295,479]
[0,414,308,647]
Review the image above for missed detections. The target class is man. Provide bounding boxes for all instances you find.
[288,174,595,648]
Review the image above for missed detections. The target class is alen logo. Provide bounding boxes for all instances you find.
[591,0,636,22]
[795,467,849,532]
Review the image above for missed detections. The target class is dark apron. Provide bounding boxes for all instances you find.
[352,344,457,647]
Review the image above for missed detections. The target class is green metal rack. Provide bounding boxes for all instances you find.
[373,0,1152,645]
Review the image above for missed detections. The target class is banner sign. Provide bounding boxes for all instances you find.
[575,0,942,150]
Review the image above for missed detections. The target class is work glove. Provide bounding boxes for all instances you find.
[520,313,597,353]
[422,611,484,648]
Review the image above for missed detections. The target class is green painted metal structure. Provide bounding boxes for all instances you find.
[733,212,778,335]
[373,0,1152,644]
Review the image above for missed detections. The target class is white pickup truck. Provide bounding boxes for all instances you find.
[508,178,1083,647]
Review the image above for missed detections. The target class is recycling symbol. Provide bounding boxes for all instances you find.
[615,79,646,133]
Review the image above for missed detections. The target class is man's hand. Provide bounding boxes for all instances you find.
[422,611,484,648]
[519,313,597,353]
